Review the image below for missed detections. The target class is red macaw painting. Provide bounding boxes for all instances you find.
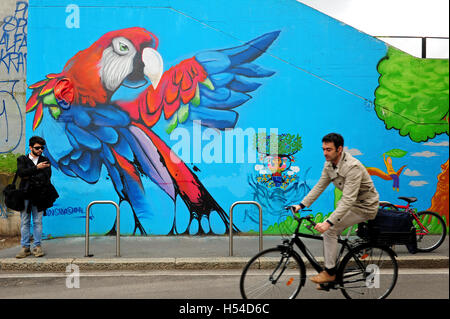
[26,27,280,235]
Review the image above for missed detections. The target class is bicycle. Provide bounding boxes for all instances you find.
[240,206,398,299]
[379,196,447,252]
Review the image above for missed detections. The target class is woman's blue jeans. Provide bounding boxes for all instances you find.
[20,200,43,248]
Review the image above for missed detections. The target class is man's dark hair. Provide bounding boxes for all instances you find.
[29,136,46,147]
[322,133,344,150]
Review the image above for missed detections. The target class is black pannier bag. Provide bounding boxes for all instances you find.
[357,208,417,253]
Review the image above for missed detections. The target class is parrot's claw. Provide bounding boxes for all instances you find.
[132,215,148,236]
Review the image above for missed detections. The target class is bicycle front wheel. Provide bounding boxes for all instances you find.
[338,244,398,299]
[240,247,305,299]
[414,211,447,252]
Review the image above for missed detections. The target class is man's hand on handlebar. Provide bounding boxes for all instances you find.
[284,205,317,233]
[290,204,303,213]
[314,222,331,233]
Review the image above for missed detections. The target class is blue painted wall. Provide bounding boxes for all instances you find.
[25,0,448,237]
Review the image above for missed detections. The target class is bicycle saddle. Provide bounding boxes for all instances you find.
[398,196,417,203]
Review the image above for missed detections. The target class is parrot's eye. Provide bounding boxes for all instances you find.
[112,37,134,56]
[119,42,129,53]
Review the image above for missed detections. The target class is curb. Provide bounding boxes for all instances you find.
[395,255,449,269]
[0,256,447,272]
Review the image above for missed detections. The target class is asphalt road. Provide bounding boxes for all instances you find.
[0,268,448,299]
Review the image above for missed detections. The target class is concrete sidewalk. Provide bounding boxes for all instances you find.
[0,235,448,271]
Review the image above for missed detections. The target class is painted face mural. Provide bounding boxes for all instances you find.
[254,133,302,190]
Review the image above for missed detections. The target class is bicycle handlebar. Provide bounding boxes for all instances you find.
[284,206,317,227]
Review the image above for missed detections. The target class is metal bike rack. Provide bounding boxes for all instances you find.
[229,201,263,256]
[85,200,120,257]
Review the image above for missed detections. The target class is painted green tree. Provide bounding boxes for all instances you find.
[375,46,449,142]
[253,133,302,155]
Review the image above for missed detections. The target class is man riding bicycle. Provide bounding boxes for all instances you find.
[292,133,379,285]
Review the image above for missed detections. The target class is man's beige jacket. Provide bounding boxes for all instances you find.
[301,151,379,226]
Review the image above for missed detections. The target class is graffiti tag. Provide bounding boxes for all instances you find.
[0,80,23,153]
[45,206,93,219]
[0,1,28,74]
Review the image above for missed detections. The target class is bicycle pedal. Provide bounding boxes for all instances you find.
[316,283,331,291]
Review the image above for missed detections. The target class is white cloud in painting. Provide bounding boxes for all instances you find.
[409,180,428,187]
[404,168,421,176]
[423,141,449,147]
[255,164,270,174]
[344,146,362,156]
[287,166,300,176]
[289,166,300,173]
[411,151,438,158]
[255,164,264,171]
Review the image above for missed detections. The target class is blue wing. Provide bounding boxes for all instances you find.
[188,31,280,129]
[36,104,176,230]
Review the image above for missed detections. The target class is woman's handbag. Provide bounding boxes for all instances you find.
[2,172,25,211]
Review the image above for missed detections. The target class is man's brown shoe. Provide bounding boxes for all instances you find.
[16,247,31,259]
[32,246,45,257]
[310,271,336,284]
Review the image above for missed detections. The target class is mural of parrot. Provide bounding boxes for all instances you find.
[25,27,280,235]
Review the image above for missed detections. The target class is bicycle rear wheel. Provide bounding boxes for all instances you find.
[240,247,305,299]
[414,211,447,252]
[338,244,398,299]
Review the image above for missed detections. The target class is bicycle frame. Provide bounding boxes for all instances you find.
[382,202,430,236]
[286,225,355,274]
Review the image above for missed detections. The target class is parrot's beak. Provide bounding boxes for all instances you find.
[142,47,163,90]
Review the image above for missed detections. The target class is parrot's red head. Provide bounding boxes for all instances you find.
[62,27,163,106]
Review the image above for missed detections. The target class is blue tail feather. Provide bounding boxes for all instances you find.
[102,144,115,164]
[114,132,135,162]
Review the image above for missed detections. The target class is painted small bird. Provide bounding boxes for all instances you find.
[26,27,280,235]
